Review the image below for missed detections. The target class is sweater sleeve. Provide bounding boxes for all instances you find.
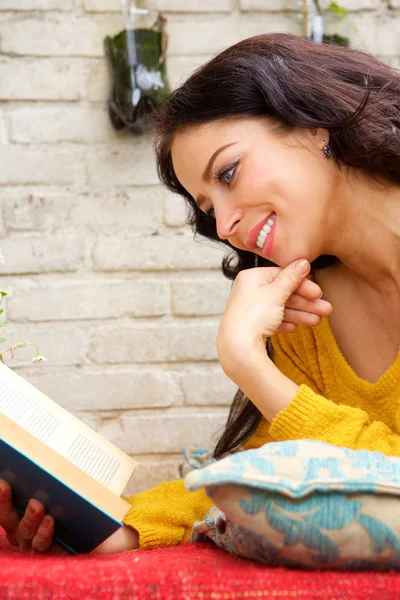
[122,478,212,550]
[269,384,400,456]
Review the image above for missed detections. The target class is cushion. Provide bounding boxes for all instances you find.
[184,439,400,570]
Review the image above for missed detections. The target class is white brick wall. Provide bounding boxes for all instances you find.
[1,0,398,494]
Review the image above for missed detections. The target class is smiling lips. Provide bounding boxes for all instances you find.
[246,212,276,250]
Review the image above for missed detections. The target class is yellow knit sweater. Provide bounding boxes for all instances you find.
[123,316,400,549]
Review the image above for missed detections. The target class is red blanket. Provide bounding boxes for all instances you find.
[1,530,400,599]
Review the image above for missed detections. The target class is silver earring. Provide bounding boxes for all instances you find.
[323,140,331,157]
[254,255,259,268]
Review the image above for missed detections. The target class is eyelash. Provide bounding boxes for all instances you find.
[214,160,239,186]
[206,160,239,218]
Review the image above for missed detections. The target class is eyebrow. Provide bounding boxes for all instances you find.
[195,142,238,209]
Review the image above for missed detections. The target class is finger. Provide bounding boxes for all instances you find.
[0,479,21,546]
[292,277,323,300]
[283,308,321,327]
[271,260,311,305]
[19,499,45,553]
[275,321,298,334]
[32,515,55,553]
[255,266,323,300]
[285,293,333,317]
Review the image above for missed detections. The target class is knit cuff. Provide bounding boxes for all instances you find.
[122,503,162,550]
[269,383,344,441]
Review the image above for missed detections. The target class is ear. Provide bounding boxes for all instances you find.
[310,128,330,150]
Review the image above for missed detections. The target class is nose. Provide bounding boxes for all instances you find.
[215,203,243,241]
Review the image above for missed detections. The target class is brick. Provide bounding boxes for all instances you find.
[0,113,7,145]
[86,410,229,454]
[241,0,379,8]
[70,187,166,232]
[2,322,89,367]
[9,106,113,144]
[0,58,84,101]
[0,235,85,274]
[155,0,231,11]
[85,0,231,10]
[380,55,400,68]
[342,13,376,52]
[0,210,6,238]
[327,0,380,9]
[181,366,237,406]
[375,15,400,56]
[123,456,183,495]
[163,191,187,227]
[0,0,74,9]
[167,54,212,89]
[167,13,301,55]
[17,366,183,411]
[8,280,169,321]
[90,321,220,363]
[239,0,295,10]
[1,187,165,234]
[0,147,85,186]
[86,138,159,186]
[171,278,231,316]
[93,233,226,271]
[1,16,123,57]
[86,59,109,103]
[1,189,69,232]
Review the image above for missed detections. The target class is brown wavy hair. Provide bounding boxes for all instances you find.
[153,33,400,459]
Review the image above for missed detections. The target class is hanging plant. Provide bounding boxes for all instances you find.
[104,5,171,135]
[323,1,350,46]
[301,0,350,47]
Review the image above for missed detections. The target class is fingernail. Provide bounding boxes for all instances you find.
[42,516,52,528]
[295,259,309,274]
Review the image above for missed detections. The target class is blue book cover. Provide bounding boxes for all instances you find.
[0,437,126,554]
[0,364,136,554]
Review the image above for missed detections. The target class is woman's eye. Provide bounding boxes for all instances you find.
[222,167,234,184]
[216,161,239,186]
[206,207,216,219]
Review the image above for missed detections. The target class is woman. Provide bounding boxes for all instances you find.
[1,33,399,554]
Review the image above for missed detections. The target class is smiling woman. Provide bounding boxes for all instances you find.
[153,32,400,462]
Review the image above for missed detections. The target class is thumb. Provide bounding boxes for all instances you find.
[272,259,311,303]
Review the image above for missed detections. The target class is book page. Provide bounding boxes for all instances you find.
[0,363,136,495]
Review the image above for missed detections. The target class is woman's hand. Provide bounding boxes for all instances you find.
[217,259,333,370]
[0,477,139,555]
[0,478,67,554]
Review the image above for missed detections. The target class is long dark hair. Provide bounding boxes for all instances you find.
[153,33,400,459]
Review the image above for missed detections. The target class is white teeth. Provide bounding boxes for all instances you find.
[256,213,276,249]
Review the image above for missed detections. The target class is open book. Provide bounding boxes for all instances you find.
[0,362,137,554]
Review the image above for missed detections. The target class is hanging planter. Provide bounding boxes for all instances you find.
[104,4,171,134]
[300,0,350,47]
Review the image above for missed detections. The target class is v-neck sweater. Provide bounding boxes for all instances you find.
[123,317,400,550]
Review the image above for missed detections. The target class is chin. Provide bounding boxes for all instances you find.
[277,253,314,269]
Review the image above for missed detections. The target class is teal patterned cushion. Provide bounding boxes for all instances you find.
[184,440,400,570]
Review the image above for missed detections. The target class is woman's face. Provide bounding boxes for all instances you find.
[171,117,342,268]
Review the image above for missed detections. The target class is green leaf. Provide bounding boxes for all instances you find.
[327,1,348,18]
[0,338,6,344]
[0,321,8,328]
[0,309,3,315]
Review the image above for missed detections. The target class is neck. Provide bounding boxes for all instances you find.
[324,168,400,296]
